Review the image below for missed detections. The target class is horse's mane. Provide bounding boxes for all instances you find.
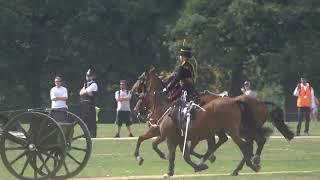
[149,71,166,89]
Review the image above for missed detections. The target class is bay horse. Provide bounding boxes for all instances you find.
[140,83,262,177]
[132,69,294,176]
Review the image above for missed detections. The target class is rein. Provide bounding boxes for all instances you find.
[148,106,172,127]
[134,71,169,127]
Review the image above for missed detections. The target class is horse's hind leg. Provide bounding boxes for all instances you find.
[231,139,254,176]
[229,133,259,175]
[152,136,166,159]
[179,140,209,172]
[134,126,159,165]
[189,131,227,163]
[252,134,266,166]
[231,158,245,176]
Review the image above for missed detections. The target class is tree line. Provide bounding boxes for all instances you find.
[0,0,320,111]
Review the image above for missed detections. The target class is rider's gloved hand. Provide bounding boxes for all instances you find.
[161,88,168,95]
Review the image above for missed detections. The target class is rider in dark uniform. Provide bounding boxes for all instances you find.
[79,69,98,138]
[165,47,196,102]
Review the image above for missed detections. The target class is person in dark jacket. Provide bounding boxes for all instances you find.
[80,69,98,138]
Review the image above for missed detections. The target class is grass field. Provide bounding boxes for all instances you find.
[0,122,320,179]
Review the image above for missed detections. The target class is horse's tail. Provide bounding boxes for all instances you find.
[262,101,294,141]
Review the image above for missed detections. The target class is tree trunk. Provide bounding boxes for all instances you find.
[229,59,244,96]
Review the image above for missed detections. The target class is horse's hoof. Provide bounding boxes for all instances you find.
[250,164,261,172]
[255,164,261,172]
[252,155,261,165]
[159,153,167,160]
[231,171,239,176]
[163,172,173,178]
[209,155,216,163]
[194,163,208,172]
[137,156,144,166]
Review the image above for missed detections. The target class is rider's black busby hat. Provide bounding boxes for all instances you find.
[180,47,192,58]
[180,38,192,58]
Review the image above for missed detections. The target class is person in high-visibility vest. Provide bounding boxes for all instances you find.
[293,77,316,136]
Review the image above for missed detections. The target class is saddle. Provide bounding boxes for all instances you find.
[170,97,193,136]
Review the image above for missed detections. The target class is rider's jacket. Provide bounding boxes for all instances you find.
[167,61,194,92]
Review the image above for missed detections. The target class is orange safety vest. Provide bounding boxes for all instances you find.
[297,85,312,107]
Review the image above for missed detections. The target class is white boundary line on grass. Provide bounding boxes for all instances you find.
[90,136,320,141]
[74,170,320,180]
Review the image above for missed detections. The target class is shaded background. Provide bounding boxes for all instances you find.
[1,0,320,122]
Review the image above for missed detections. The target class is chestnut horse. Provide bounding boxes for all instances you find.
[139,83,262,176]
[132,69,294,176]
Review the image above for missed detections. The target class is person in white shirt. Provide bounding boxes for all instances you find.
[293,77,316,136]
[114,80,134,138]
[80,69,98,138]
[310,96,319,121]
[50,76,68,122]
[241,81,257,98]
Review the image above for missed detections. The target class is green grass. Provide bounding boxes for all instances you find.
[0,122,320,179]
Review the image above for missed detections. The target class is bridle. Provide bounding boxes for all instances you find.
[133,75,149,121]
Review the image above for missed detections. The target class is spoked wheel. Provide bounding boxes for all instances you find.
[0,112,66,180]
[54,111,92,179]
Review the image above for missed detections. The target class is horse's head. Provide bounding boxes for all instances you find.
[132,68,165,113]
[132,68,165,122]
[131,68,165,95]
[131,71,147,96]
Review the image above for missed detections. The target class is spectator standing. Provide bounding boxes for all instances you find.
[50,76,68,122]
[80,69,98,138]
[114,80,134,138]
[241,81,257,98]
[293,77,316,136]
[310,96,319,121]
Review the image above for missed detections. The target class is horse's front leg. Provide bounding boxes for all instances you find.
[163,138,178,178]
[189,140,204,159]
[134,126,159,165]
[206,131,229,163]
[152,136,166,159]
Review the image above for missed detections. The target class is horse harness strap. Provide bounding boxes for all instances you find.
[148,107,173,127]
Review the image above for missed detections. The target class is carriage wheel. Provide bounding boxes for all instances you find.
[54,111,92,179]
[0,112,66,180]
